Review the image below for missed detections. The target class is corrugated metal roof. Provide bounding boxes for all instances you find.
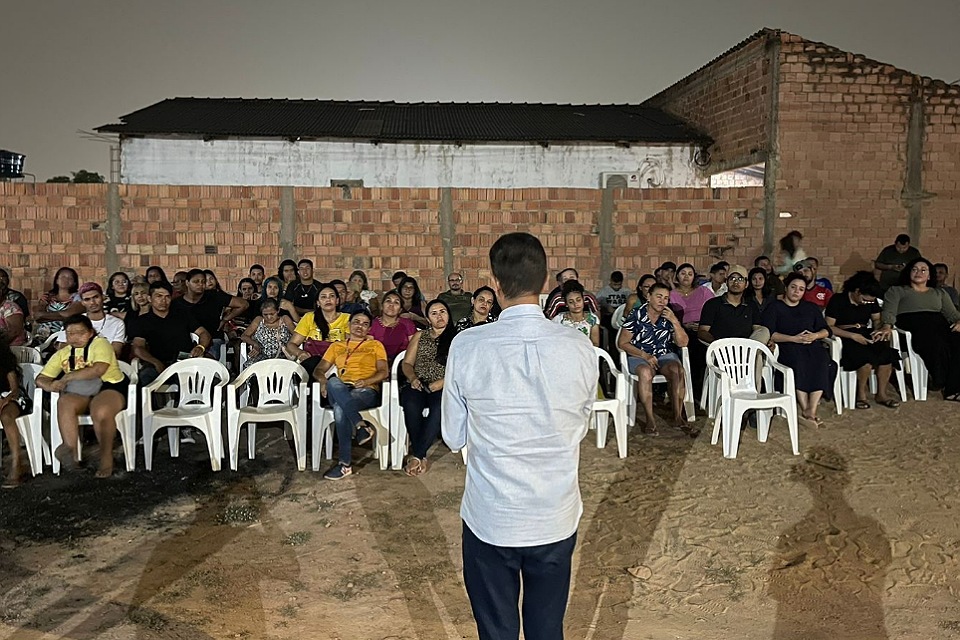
[95,98,711,144]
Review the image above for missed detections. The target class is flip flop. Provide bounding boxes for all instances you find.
[876,399,900,408]
[944,393,960,403]
[404,457,422,477]
[855,401,871,410]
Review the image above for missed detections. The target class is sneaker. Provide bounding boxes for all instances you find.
[355,423,374,446]
[180,429,196,444]
[324,463,352,480]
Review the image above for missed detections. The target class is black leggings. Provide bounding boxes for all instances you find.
[897,312,960,395]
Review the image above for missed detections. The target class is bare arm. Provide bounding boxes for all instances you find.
[132,337,165,372]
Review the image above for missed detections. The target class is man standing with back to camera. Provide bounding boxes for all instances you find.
[442,232,597,640]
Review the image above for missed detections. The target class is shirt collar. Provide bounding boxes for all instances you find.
[499,304,545,319]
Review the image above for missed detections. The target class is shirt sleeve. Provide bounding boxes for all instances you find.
[40,346,71,378]
[698,298,718,327]
[294,313,315,338]
[824,293,842,320]
[881,286,901,326]
[940,289,960,324]
[761,302,779,333]
[322,341,345,365]
[88,337,116,366]
[372,340,387,361]
[440,342,468,452]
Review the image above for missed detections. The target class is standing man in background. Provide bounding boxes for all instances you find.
[875,234,921,292]
[443,232,597,640]
[438,271,473,325]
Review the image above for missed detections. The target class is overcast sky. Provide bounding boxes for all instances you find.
[2,0,957,181]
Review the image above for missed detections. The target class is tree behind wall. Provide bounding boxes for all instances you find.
[46,170,105,183]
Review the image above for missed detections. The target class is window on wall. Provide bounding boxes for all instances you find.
[710,163,765,188]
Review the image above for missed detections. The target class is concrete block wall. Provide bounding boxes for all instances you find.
[0,182,763,308]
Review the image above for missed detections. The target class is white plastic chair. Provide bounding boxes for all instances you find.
[8,364,44,476]
[592,347,629,458]
[311,375,390,472]
[11,346,42,365]
[387,352,407,470]
[831,336,909,409]
[227,360,309,471]
[539,293,549,309]
[616,329,696,424]
[824,337,844,416]
[46,361,140,474]
[893,328,928,401]
[611,304,627,329]
[707,339,799,459]
[141,359,229,471]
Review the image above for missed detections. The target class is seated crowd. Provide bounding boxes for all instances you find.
[0,230,957,486]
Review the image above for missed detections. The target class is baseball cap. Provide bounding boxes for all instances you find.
[726,264,748,279]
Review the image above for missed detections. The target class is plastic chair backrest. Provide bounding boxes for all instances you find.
[539,293,549,309]
[594,346,619,374]
[17,363,42,397]
[162,360,229,408]
[12,346,42,365]
[235,360,307,406]
[391,350,406,381]
[611,304,626,329]
[706,338,773,393]
[118,360,139,384]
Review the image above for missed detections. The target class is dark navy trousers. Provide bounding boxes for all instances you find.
[462,522,577,640]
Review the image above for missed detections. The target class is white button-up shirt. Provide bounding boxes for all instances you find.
[442,303,597,547]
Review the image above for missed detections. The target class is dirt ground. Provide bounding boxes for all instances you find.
[2,397,960,640]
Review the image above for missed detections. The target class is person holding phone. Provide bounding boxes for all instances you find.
[825,271,900,409]
[762,273,832,427]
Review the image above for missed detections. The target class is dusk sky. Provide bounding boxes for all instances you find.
[2,0,958,181]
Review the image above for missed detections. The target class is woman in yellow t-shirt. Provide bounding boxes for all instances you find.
[314,310,388,480]
[36,314,128,478]
[285,283,350,376]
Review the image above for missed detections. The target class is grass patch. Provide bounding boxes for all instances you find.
[283,531,312,546]
[216,504,260,525]
[328,570,382,601]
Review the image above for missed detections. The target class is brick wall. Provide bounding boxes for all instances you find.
[645,33,773,170]
[0,182,763,309]
[774,32,960,282]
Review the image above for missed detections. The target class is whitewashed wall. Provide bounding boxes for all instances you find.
[120,137,708,188]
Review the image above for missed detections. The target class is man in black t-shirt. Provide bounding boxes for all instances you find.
[283,259,322,315]
[697,265,770,345]
[129,282,212,385]
[874,234,921,291]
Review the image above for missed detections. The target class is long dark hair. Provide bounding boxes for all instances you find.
[841,271,883,297]
[898,257,937,288]
[49,267,79,295]
[314,283,340,340]
[278,259,298,282]
[398,276,424,307]
[744,267,771,300]
[424,299,456,366]
[779,231,803,255]
[106,271,131,299]
[145,265,171,286]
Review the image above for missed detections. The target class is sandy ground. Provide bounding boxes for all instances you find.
[2,396,960,640]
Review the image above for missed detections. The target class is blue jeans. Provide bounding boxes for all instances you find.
[462,522,576,640]
[399,385,443,459]
[324,377,380,465]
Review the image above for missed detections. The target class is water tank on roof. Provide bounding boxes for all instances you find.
[0,150,26,178]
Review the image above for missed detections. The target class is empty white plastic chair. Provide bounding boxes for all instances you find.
[227,360,309,471]
[592,347,629,458]
[707,338,799,459]
[141,359,229,471]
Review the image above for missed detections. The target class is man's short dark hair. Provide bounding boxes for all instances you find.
[935,263,949,273]
[490,233,548,300]
[895,234,911,245]
[709,263,726,274]
[149,282,173,296]
[330,279,346,289]
[186,268,205,280]
[297,258,313,268]
[754,255,770,267]
[249,264,265,274]
[648,282,671,296]
[610,270,624,282]
[556,267,578,283]
[63,314,94,332]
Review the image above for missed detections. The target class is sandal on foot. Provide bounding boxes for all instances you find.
[855,400,871,410]
[355,422,374,446]
[404,457,422,477]
[944,393,960,403]
[54,445,79,472]
[876,398,900,408]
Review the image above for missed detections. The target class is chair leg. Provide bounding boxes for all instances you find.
[595,412,607,448]
[168,428,180,458]
[15,416,41,476]
[726,406,745,459]
[613,409,627,459]
[756,409,772,442]
[143,418,154,471]
[710,399,723,446]
[784,401,799,455]
[894,364,908,403]
[311,411,322,472]
[247,423,257,460]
